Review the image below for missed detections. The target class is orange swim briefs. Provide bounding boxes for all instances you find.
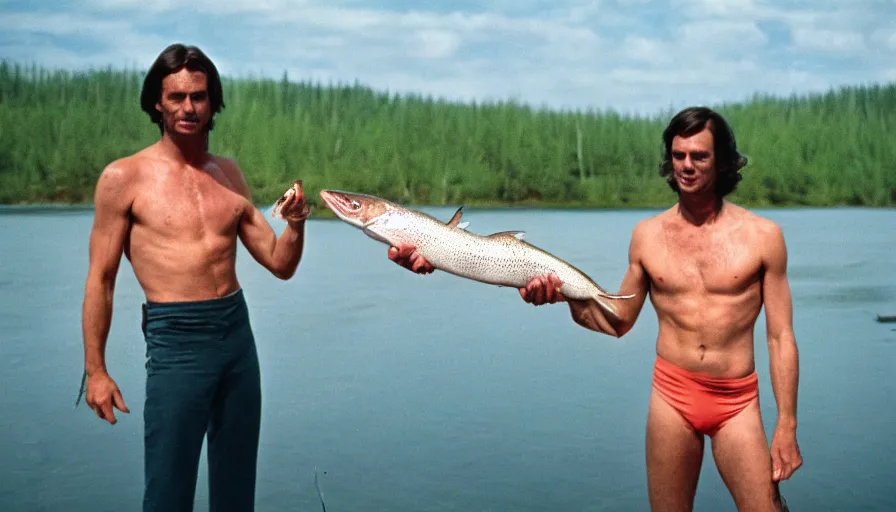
[651,355,759,437]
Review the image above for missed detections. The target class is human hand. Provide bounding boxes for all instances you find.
[770,425,802,481]
[518,274,565,305]
[388,244,434,274]
[273,180,311,223]
[85,371,130,425]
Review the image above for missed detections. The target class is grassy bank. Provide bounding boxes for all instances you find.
[1,60,894,208]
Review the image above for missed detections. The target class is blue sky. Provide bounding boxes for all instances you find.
[2,0,894,115]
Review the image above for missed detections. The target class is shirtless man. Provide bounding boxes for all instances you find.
[390,107,802,511]
[80,43,310,511]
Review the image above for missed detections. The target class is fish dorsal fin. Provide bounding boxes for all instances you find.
[488,230,526,241]
[447,206,464,228]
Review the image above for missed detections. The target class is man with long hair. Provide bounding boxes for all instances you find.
[391,106,802,511]
[80,43,310,511]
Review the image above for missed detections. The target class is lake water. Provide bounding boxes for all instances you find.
[1,205,894,511]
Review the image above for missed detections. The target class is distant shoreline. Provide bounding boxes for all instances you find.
[2,62,894,208]
[1,202,890,217]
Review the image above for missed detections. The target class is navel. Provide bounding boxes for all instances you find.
[698,344,706,361]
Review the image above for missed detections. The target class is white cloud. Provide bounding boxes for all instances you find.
[871,29,896,52]
[679,20,769,49]
[673,0,761,18]
[791,28,865,53]
[0,12,132,36]
[82,0,313,14]
[623,37,671,66]
[410,30,462,59]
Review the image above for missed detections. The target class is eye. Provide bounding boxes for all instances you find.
[351,200,361,209]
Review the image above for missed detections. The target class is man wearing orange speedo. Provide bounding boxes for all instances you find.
[390,106,803,511]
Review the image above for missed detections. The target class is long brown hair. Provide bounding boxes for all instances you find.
[659,107,747,197]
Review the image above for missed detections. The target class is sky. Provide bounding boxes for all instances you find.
[1,0,894,115]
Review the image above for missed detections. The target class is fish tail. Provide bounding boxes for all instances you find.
[594,290,636,300]
[589,291,635,325]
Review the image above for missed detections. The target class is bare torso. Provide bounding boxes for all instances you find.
[639,202,771,378]
[121,143,253,302]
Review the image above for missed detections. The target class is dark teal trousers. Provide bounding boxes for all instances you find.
[141,289,261,512]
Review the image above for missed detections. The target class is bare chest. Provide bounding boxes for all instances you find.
[134,165,247,238]
[645,225,762,294]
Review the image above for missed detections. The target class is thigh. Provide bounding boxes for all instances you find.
[143,362,219,512]
[646,388,705,512]
[710,399,779,512]
[207,344,261,448]
[207,344,262,510]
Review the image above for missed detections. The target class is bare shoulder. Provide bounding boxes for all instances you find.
[94,153,146,204]
[645,206,676,230]
[636,207,674,237]
[727,203,787,264]
[629,209,668,255]
[211,154,242,177]
[212,154,252,198]
[213,154,241,172]
[98,143,167,185]
[727,203,784,241]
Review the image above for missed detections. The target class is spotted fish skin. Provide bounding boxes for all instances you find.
[314,189,635,308]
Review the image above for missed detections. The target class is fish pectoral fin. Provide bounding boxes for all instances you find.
[457,221,470,230]
[447,206,464,227]
[488,230,526,240]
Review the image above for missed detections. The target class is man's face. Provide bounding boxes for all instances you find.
[156,68,211,136]
[670,125,717,195]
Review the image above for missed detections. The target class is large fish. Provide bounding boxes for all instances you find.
[300,189,634,313]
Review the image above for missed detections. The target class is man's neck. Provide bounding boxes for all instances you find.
[159,130,209,165]
[677,192,723,226]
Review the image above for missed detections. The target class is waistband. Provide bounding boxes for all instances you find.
[144,288,245,311]
[653,355,758,394]
[142,289,249,335]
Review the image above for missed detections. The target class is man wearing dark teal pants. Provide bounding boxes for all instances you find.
[79,43,311,511]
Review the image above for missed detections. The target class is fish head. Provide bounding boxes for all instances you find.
[319,190,390,227]
[320,190,412,245]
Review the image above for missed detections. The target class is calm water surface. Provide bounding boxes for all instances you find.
[1,206,894,511]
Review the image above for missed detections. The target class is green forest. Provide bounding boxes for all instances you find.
[1,60,894,209]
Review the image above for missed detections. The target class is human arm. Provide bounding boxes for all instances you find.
[81,164,132,424]
[519,222,651,337]
[236,174,308,280]
[762,222,803,481]
[568,257,649,336]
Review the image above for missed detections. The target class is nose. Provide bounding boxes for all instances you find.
[183,97,195,113]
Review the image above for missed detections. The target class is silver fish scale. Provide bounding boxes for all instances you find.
[368,209,612,301]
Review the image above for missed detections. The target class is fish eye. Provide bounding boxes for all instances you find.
[351,200,361,209]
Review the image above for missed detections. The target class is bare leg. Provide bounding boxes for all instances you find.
[646,388,705,512]
[711,399,782,512]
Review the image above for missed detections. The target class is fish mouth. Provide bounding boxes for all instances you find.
[319,189,367,227]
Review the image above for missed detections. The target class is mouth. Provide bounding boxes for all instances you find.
[177,117,201,127]
[318,190,341,211]
[319,190,364,226]
[677,174,697,186]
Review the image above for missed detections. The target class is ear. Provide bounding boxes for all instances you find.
[155,101,162,113]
